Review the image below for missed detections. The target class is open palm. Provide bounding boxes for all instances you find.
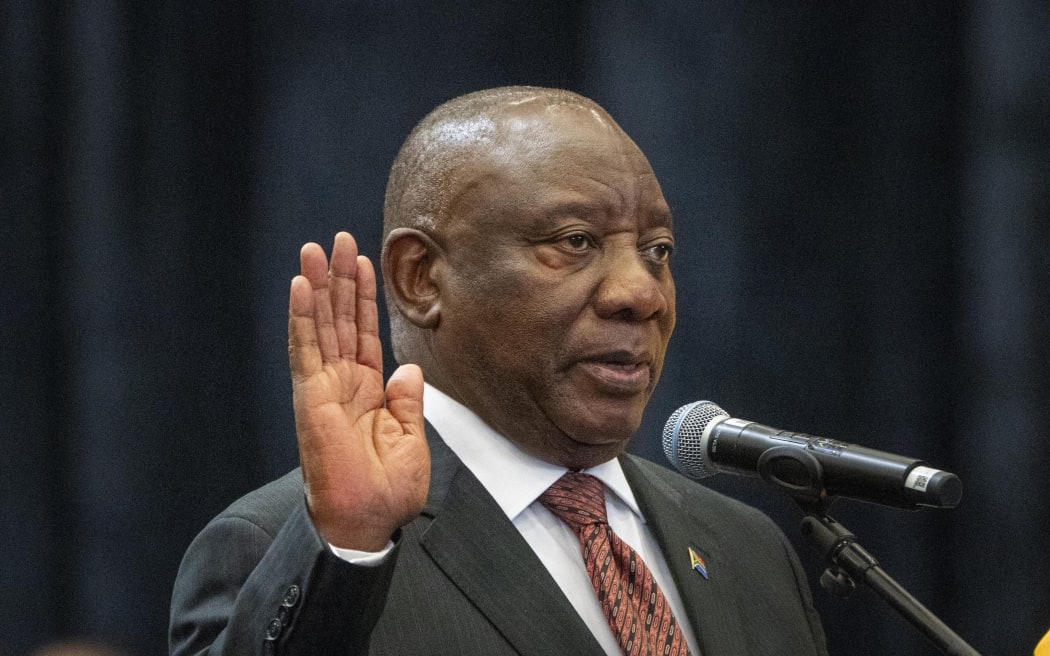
[288,232,429,551]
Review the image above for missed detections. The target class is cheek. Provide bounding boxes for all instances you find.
[447,285,583,383]
[440,251,599,369]
[468,300,564,362]
[454,255,588,327]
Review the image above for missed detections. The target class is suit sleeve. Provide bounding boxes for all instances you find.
[169,498,398,655]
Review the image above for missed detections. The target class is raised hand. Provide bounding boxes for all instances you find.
[288,232,429,551]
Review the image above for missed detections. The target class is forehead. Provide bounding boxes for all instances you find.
[494,102,638,166]
[442,104,670,225]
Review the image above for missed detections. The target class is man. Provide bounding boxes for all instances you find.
[170,87,828,655]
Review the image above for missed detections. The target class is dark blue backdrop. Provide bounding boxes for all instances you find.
[4,2,1048,655]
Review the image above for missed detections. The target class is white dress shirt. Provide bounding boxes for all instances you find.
[332,383,700,655]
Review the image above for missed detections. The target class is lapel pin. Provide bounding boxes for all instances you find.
[688,547,709,579]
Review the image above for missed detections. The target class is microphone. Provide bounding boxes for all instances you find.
[662,401,962,509]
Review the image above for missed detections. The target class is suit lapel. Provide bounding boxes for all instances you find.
[419,428,605,656]
[620,456,749,656]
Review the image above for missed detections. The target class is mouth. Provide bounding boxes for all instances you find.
[575,352,653,395]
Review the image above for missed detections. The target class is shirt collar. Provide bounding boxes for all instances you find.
[422,383,643,522]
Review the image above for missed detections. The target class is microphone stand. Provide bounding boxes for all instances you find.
[754,446,982,656]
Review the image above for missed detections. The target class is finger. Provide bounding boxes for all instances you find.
[300,241,339,363]
[354,256,383,373]
[328,232,360,361]
[288,275,323,379]
[385,364,425,438]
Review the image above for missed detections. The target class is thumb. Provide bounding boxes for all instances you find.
[385,364,425,437]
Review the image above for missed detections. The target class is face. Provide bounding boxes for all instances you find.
[428,103,676,468]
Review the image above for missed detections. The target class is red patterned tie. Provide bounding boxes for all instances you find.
[539,472,690,656]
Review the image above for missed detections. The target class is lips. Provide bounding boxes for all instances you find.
[574,351,653,395]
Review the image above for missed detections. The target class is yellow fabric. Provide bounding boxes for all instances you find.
[1035,628,1050,656]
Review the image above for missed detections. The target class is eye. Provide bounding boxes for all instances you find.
[642,242,674,263]
[561,233,595,251]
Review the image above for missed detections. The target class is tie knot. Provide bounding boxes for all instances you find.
[538,472,609,529]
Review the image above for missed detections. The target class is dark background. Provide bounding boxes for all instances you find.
[4,2,1048,655]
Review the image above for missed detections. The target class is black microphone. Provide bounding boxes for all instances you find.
[662,400,962,509]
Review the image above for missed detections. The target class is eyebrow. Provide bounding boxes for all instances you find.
[536,198,675,230]
[655,207,675,232]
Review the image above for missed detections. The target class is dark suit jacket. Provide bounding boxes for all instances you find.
[170,427,828,655]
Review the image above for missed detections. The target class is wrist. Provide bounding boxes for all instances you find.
[306,499,399,552]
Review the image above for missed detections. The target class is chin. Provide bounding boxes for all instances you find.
[578,402,645,438]
[563,417,638,458]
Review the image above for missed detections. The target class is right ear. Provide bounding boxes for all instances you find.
[381,228,443,329]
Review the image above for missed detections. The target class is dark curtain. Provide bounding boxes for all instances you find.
[4,2,1048,655]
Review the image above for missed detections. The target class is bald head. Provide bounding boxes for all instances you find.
[383,86,616,238]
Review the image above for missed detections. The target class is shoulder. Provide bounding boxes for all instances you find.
[621,453,733,504]
[621,454,783,532]
[209,468,305,539]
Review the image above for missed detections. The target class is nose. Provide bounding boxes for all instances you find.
[593,245,672,322]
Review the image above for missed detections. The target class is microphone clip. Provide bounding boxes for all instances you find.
[756,445,828,507]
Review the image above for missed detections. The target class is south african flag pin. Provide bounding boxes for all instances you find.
[689,547,709,579]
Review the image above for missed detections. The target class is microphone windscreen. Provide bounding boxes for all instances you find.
[662,400,729,479]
